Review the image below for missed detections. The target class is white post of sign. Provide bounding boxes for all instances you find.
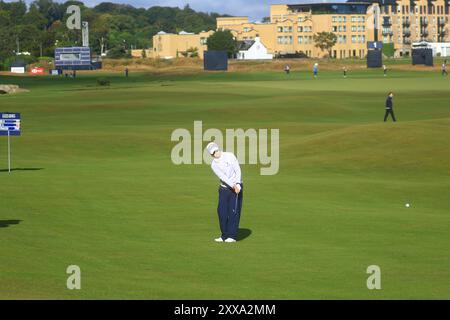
[7,129,11,173]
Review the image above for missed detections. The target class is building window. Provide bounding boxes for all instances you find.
[298,26,303,32]
[277,36,293,45]
[338,35,347,43]
[298,36,303,44]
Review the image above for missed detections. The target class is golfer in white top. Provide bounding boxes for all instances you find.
[206,142,243,243]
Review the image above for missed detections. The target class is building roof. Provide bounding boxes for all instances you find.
[237,40,255,51]
[287,2,374,14]
[217,16,249,19]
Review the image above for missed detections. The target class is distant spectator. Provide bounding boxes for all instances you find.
[384,92,396,122]
[125,67,129,77]
[284,65,290,74]
[383,64,387,77]
[343,66,347,78]
[313,63,318,78]
[442,62,448,76]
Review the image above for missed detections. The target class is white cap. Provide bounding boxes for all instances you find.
[206,142,219,155]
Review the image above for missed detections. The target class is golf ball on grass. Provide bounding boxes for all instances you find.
[405,203,411,208]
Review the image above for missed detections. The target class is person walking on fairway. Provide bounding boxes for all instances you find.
[343,66,347,78]
[441,62,448,76]
[284,64,291,74]
[313,63,318,78]
[384,92,396,122]
[383,64,387,77]
[206,142,243,243]
[125,67,129,78]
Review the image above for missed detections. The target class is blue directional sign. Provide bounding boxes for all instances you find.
[367,41,383,49]
[0,113,21,136]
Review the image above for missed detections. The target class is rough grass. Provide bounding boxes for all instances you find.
[2,57,446,77]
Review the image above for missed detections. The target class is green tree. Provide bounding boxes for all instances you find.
[180,47,198,58]
[0,0,227,62]
[206,30,237,57]
[313,32,337,58]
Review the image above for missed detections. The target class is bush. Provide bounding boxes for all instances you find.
[1,54,38,70]
[107,47,132,59]
[382,43,395,58]
[97,78,110,86]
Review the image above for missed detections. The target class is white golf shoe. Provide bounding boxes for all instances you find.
[224,238,236,243]
[214,237,224,242]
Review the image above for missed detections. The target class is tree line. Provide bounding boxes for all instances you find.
[0,0,227,69]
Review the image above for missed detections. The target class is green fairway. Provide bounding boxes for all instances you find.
[1,69,449,299]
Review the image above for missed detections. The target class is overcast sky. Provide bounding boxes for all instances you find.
[5,0,344,21]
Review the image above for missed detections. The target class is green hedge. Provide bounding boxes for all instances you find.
[382,43,395,58]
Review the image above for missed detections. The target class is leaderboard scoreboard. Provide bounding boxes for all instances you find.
[0,113,21,136]
[55,47,92,70]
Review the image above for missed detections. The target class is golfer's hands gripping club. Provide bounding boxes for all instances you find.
[234,184,241,194]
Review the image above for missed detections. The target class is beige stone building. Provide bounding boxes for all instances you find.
[134,1,449,60]
[379,0,449,56]
[217,1,450,58]
[145,30,214,59]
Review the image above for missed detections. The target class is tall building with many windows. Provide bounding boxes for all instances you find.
[217,1,449,58]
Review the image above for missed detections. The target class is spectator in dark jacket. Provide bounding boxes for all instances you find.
[384,92,396,122]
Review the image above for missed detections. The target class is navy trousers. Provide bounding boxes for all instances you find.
[217,184,243,240]
[384,109,396,122]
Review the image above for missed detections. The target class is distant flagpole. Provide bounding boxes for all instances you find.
[7,129,11,173]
